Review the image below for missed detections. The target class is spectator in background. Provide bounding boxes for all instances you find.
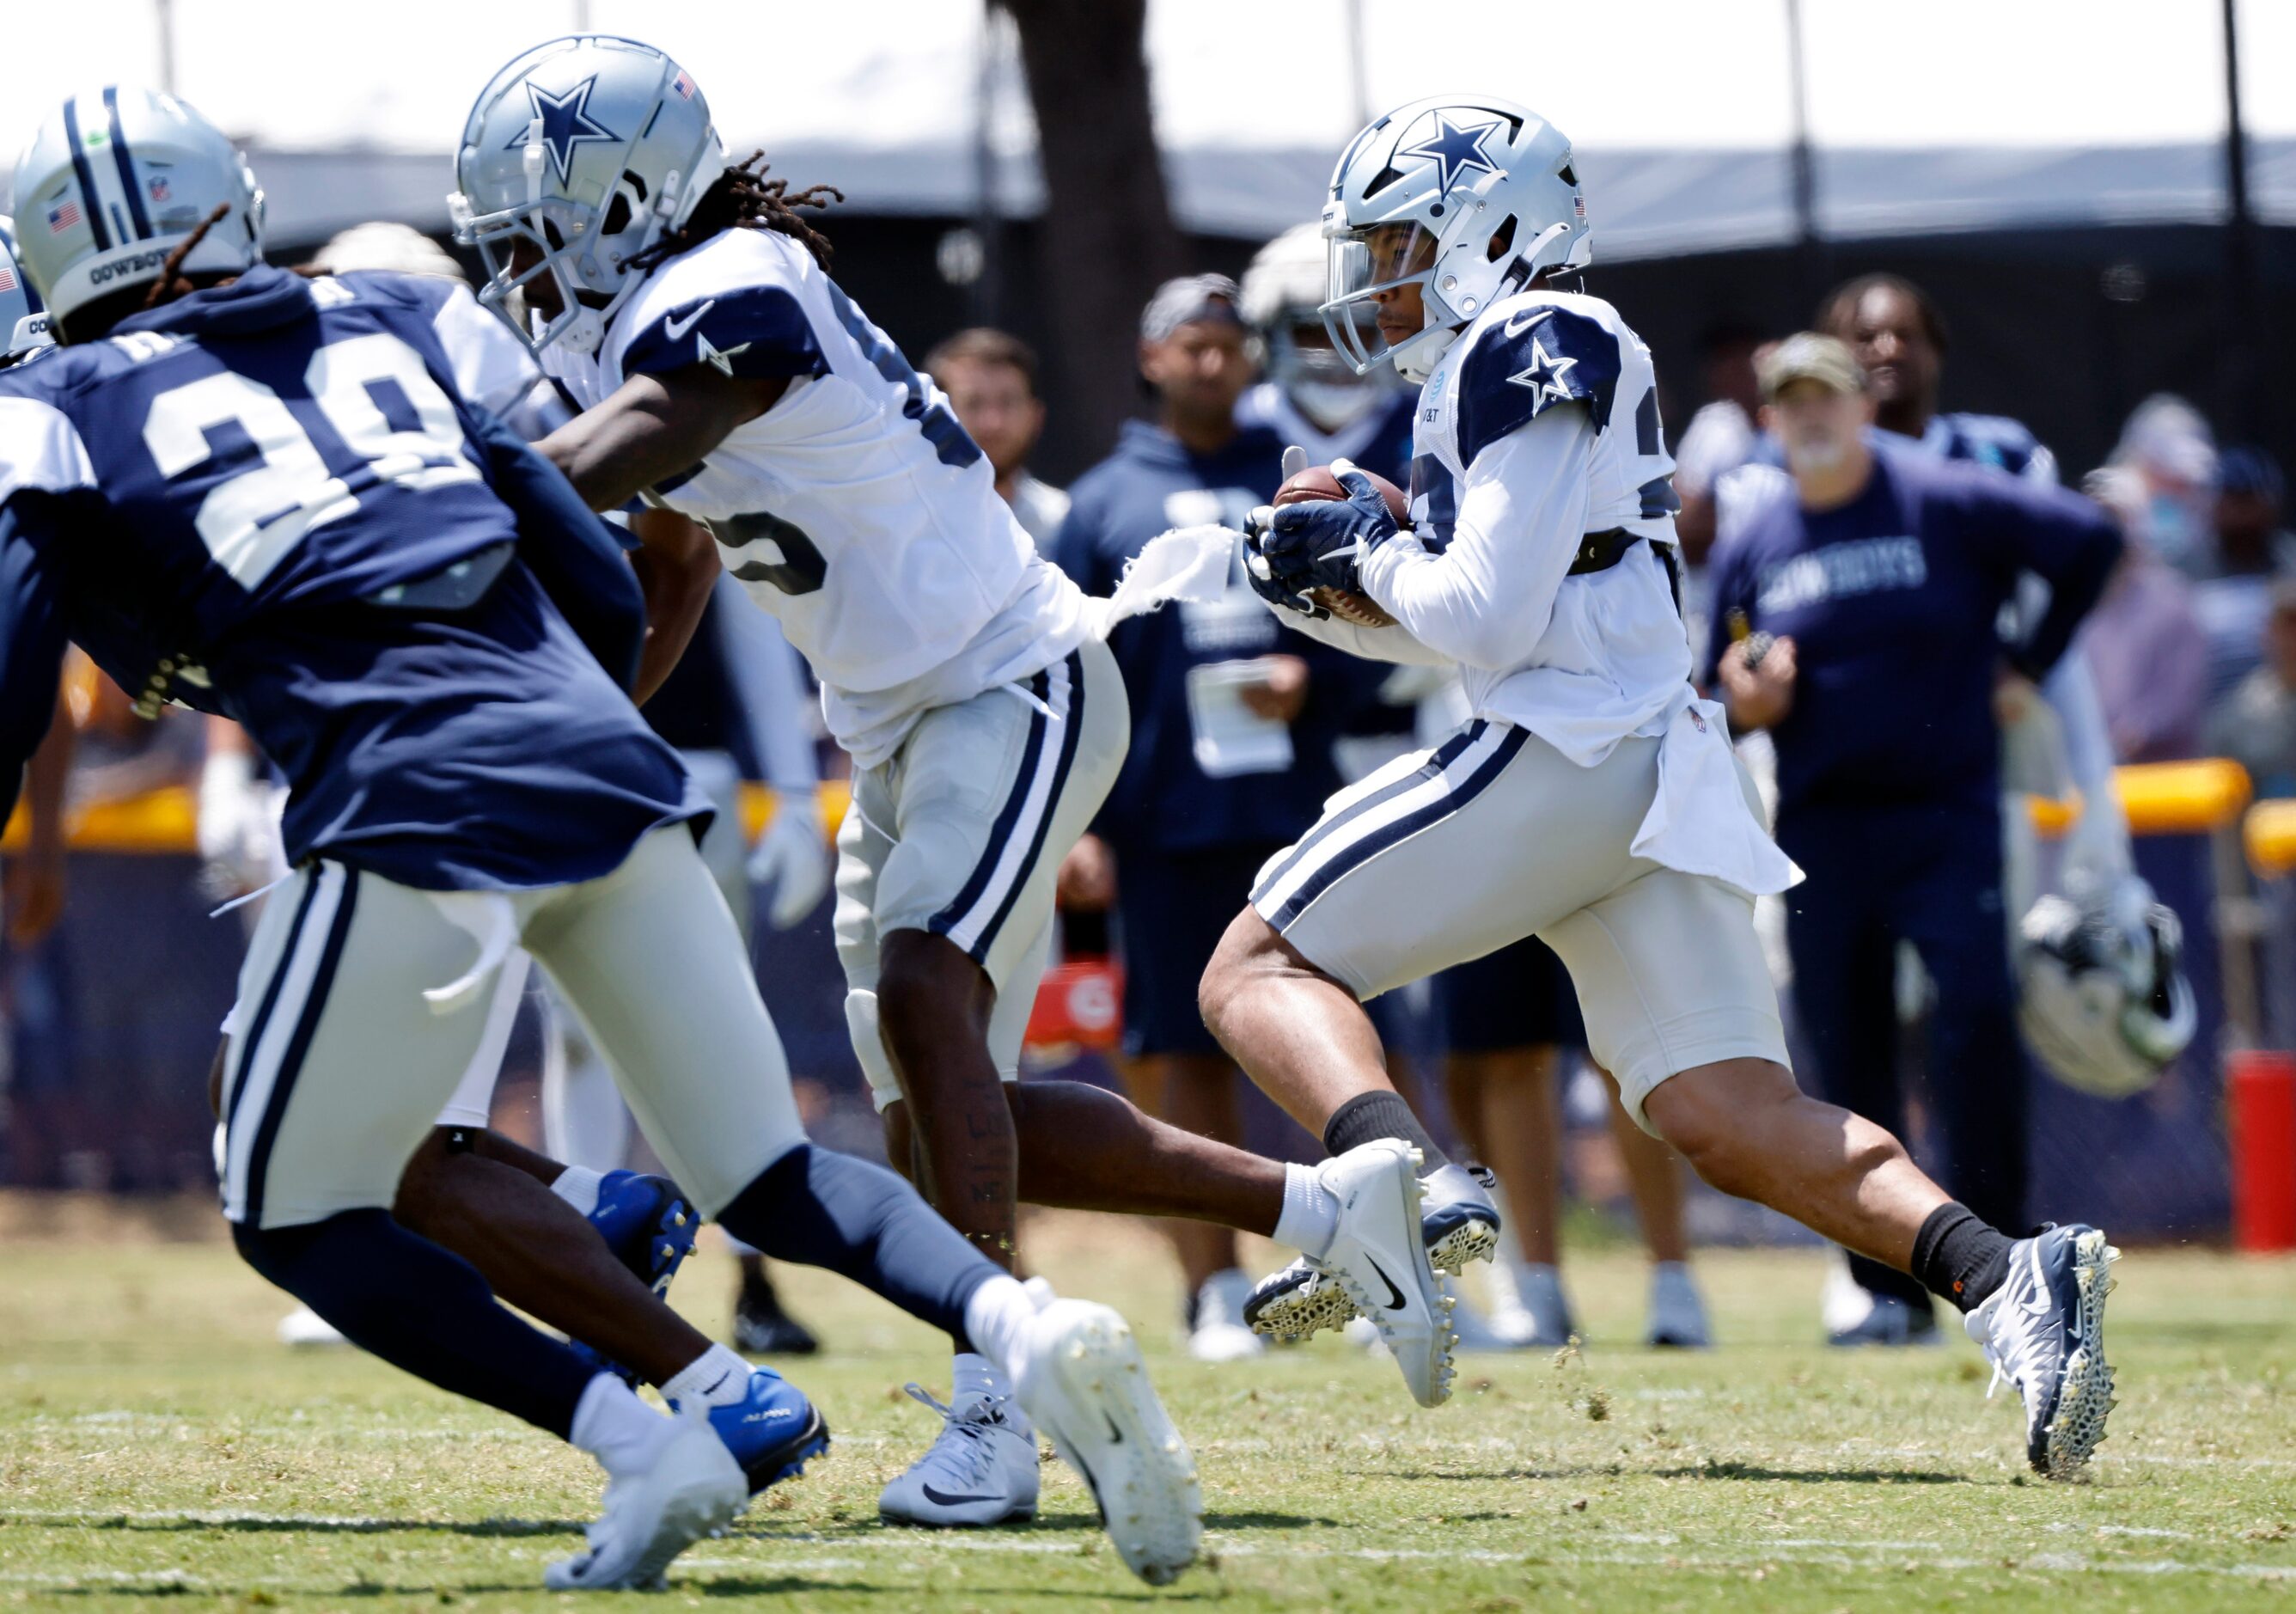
[2194,448,2296,701]
[2106,394,2219,576]
[925,328,1068,556]
[2081,467,2211,762]
[2204,579,2296,801]
[1053,274,1368,1361]
[1707,335,2118,1346]
[1817,274,2056,484]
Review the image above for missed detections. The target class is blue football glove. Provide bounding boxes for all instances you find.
[1243,525,1329,618]
[1255,457,1399,597]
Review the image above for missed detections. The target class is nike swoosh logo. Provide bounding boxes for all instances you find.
[2018,1239,2052,1317]
[1104,1413,1124,1445]
[1363,1256,1409,1314]
[1503,306,1555,339]
[699,1370,734,1397]
[920,1483,1004,1507]
[664,298,718,341]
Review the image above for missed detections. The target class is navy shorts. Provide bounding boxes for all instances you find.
[1115,842,1286,1058]
[1432,933,1585,1055]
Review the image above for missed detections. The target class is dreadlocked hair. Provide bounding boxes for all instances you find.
[629,152,842,272]
[141,204,235,311]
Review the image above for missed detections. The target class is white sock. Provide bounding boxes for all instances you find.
[660,1342,751,1410]
[568,1373,676,1478]
[961,1277,1041,1402]
[1273,1162,1339,1259]
[550,1165,605,1218]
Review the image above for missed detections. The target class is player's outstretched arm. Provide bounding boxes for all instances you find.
[538,367,789,515]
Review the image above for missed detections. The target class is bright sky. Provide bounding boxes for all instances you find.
[4,0,2282,160]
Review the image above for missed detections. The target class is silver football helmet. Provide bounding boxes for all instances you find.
[1242,221,1389,431]
[9,87,263,339]
[0,218,52,355]
[2018,877,2197,1100]
[1321,95,1590,383]
[449,34,724,357]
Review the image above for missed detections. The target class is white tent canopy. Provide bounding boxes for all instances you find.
[4,0,2290,252]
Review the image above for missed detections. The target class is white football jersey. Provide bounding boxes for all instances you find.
[1389,286,1689,765]
[540,229,1089,766]
[1295,286,1793,897]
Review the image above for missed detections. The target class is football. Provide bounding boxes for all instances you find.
[1270,465,1408,627]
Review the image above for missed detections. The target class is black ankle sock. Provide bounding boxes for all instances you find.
[1322,1091,1449,1171]
[1911,1201,2014,1313]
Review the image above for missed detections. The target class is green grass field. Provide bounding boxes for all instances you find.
[1,1201,2291,1611]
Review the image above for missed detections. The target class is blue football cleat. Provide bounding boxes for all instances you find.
[589,1170,699,1298]
[1420,1162,1503,1274]
[1966,1223,2121,1479]
[568,1171,700,1385]
[674,1366,832,1495]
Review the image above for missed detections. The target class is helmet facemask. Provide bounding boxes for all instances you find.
[1319,100,1593,384]
[449,36,724,360]
[452,136,682,358]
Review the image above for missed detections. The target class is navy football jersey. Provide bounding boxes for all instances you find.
[0,266,701,890]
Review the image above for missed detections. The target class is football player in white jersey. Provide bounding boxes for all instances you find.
[451,34,1481,1525]
[1205,95,2121,1481]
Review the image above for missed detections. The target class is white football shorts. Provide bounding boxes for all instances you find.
[1253,718,1790,1131]
[835,639,1128,1111]
[217,826,806,1230]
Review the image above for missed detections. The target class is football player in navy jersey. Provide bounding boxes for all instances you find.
[451,33,1490,1525]
[0,86,1206,1587]
[1206,95,2124,1479]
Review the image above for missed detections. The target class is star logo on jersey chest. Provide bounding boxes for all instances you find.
[510,76,618,186]
[1398,113,1505,196]
[1507,334,1578,413]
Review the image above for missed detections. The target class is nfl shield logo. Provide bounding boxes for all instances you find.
[148,175,172,203]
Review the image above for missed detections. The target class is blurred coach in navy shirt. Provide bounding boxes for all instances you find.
[1705,335,2119,1344]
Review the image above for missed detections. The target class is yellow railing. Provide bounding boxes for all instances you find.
[2249,799,2296,879]
[0,765,2255,857]
[2023,757,2254,840]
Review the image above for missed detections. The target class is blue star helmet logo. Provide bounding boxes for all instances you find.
[1397,112,1505,197]
[509,76,620,186]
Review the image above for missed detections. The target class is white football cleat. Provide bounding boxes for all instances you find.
[1186,1269,1267,1363]
[1011,1299,1201,1586]
[877,1384,1040,1527]
[1315,1140,1456,1407]
[546,1415,746,1591]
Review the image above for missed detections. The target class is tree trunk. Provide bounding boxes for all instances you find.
[1002,0,1188,468]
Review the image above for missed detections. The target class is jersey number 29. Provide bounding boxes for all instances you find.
[141,332,480,590]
